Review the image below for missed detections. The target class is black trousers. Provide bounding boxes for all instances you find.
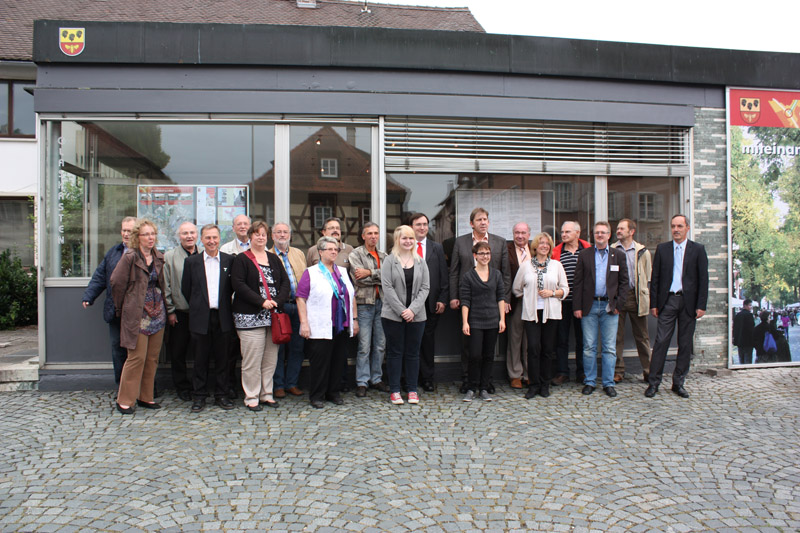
[524,312,559,388]
[467,327,498,391]
[649,294,696,388]
[191,310,231,400]
[418,310,440,383]
[307,330,350,402]
[556,299,584,378]
[167,309,192,394]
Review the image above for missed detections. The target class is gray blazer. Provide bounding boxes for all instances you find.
[380,254,430,323]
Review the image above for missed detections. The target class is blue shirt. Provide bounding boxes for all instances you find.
[594,246,608,298]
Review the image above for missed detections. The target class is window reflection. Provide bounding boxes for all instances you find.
[286,125,371,252]
[45,121,274,277]
[607,177,681,251]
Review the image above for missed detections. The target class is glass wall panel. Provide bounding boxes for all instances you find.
[288,124,372,253]
[44,120,274,277]
[386,173,594,252]
[607,176,681,251]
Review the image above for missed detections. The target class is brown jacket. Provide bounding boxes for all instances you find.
[110,248,167,350]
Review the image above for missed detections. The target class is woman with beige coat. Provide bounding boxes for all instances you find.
[512,232,569,400]
[110,219,167,414]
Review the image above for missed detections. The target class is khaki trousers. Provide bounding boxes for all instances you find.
[615,289,651,373]
[237,327,278,406]
[506,303,528,381]
[118,329,164,407]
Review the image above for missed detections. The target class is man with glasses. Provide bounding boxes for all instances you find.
[572,221,629,397]
[82,216,137,386]
[307,217,354,268]
[269,222,307,398]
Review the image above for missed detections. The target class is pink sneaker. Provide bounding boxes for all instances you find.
[407,392,420,404]
[390,392,404,405]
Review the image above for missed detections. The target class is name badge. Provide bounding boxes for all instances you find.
[610,265,620,272]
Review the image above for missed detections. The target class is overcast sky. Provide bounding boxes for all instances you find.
[370,0,800,53]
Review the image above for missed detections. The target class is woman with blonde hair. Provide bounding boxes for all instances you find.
[381,225,430,405]
[110,218,167,414]
[512,232,568,399]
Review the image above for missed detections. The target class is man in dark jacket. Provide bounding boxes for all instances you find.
[733,299,755,365]
[573,221,629,397]
[81,216,136,384]
[182,224,235,412]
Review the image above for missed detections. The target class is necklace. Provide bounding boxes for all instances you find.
[400,254,414,268]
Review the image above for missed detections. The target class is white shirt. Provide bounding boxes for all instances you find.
[203,251,221,309]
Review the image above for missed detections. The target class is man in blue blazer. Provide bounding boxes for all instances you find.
[410,213,450,391]
[646,214,709,399]
[182,224,235,412]
[82,216,136,385]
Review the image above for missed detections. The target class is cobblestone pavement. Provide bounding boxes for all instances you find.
[1,368,799,532]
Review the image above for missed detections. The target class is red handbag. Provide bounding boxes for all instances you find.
[244,250,292,344]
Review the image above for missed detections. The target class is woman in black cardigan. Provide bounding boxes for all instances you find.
[230,221,291,411]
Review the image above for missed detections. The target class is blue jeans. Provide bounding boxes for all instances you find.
[108,318,128,385]
[356,300,386,387]
[381,318,425,393]
[581,300,619,388]
[273,302,305,390]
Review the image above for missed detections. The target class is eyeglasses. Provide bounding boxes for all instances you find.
[323,247,339,253]
[475,252,491,256]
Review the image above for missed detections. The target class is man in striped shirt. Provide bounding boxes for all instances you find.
[551,221,591,385]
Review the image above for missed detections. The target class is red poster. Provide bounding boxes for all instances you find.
[729,88,800,128]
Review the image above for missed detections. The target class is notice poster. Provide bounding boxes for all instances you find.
[728,88,800,368]
[455,189,542,241]
[137,185,248,251]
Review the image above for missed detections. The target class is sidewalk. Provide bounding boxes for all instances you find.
[1,366,798,531]
[0,325,38,391]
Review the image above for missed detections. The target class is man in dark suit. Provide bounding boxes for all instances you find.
[449,207,511,392]
[506,222,531,389]
[573,221,629,397]
[410,213,450,392]
[646,214,708,398]
[182,224,235,412]
[733,299,755,365]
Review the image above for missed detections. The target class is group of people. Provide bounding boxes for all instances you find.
[733,301,793,364]
[82,208,709,413]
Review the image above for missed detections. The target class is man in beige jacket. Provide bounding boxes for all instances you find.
[612,219,652,383]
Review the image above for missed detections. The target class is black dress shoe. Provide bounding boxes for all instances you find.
[177,390,192,402]
[215,397,235,410]
[371,381,390,393]
[671,385,690,398]
[136,400,161,409]
[356,386,367,397]
[115,402,134,414]
[260,400,279,408]
[311,400,325,409]
[524,387,539,399]
[487,383,496,394]
[644,384,659,398]
[191,399,206,413]
[327,395,344,405]
[603,386,617,398]
[459,382,470,394]
[422,381,435,392]
[581,385,595,395]
[539,383,551,398]
[246,403,263,412]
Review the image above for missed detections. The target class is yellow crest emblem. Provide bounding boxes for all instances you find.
[59,28,85,57]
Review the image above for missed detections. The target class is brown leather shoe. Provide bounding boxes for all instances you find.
[551,374,568,386]
[613,373,623,383]
[510,378,523,389]
[273,388,286,398]
[286,386,304,396]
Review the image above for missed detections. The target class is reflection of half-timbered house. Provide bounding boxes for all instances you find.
[254,126,406,251]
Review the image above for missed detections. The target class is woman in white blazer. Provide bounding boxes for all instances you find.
[381,225,430,405]
[512,232,569,400]
[297,236,358,409]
